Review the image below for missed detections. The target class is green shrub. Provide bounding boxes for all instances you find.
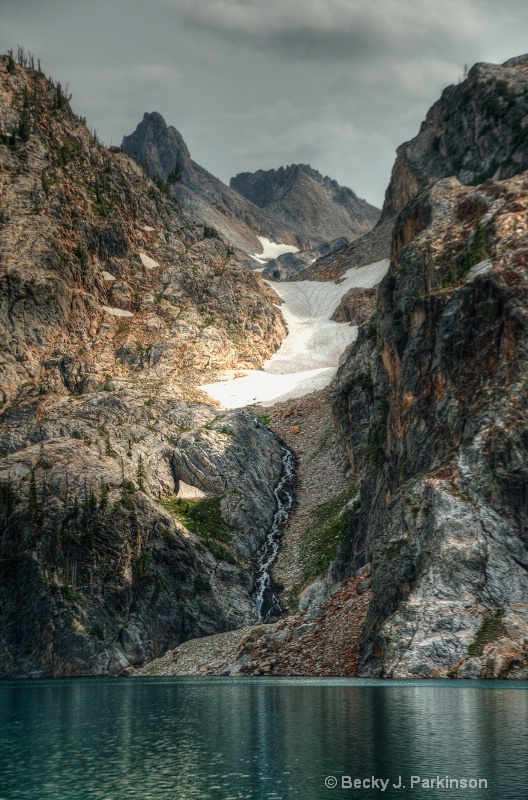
[298,484,357,583]
[57,138,81,166]
[135,550,154,578]
[105,437,118,458]
[61,584,81,602]
[383,271,397,293]
[160,495,236,564]
[74,245,88,271]
[54,82,70,111]
[343,370,373,397]
[86,624,105,641]
[18,108,31,142]
[194,576,212,593]
[468,613,505,657]
[467,220,489,268]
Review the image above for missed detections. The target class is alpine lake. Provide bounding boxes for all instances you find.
[1,677,527,799]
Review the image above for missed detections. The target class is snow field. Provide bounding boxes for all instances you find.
[201,258,389,408]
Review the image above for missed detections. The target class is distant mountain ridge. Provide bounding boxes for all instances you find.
[231,164,348,206]
[230,164,380,250]
[122,114,379,257]
[121,112,287,256]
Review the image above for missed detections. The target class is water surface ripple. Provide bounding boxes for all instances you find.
[1,677,527,800]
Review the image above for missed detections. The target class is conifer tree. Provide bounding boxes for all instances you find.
[19,108,31,142]
[99,482,109,512]
[136,455,146,492]
[468,220,489,267]
[28,469,39,522]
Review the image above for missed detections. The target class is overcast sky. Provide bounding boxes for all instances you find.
[1,0,527,207]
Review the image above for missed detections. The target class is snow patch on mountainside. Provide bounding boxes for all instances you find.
[251,236,299,264]
[201,259,389,407]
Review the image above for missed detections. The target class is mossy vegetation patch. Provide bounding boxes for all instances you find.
[298,483,358,585]
[342,370,374,398]
[468,612,505,657]
[160,495,236,564]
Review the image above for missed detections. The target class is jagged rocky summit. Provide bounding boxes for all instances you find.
[121,111,290,256]
[382,53,528,220]
[121,113,380,259]
[230,164,379,250]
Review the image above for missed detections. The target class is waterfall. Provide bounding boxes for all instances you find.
[253,446,296,622]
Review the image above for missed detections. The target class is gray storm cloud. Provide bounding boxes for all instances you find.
[176,0,479,58]
[1,0,527,205]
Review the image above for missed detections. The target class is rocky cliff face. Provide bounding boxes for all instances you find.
[261,236,349,280]
[231,164,380,250]
[295,216,394,282]
[0,56,288,677]
[4,50,528,682]
[332,54,528,679]
[0,77,285,408]
[122,115,380,258]
[121,113,295,256]
[382,54,528,220]
[304,53,528,285]
[0,401,284,676]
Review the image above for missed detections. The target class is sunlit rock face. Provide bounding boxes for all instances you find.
[200,260,389,409]
[0,56,291,676]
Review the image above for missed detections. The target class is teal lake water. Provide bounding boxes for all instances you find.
[1,677,527,799]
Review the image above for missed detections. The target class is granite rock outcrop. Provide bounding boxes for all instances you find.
[0,55,288,676]
[331,55,528,679]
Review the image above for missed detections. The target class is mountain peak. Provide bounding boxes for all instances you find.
[122,116,379,253]
[230,165,379,248]
[121,112,191,177]
[142,110,167,127]
[382,53,528,219]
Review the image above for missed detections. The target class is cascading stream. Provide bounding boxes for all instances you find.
[253,446,296,622]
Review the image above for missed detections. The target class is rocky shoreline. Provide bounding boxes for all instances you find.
[134,567,372,677]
